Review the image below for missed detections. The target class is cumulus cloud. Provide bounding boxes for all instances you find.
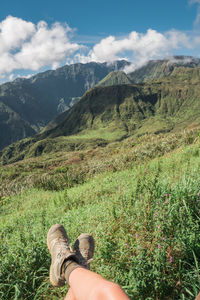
[1,13,200,81]
[73,29,193,73]
[0,16,82,77]
[15,21,81,71]
[0,16,35,54]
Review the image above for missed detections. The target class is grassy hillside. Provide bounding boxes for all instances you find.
[0,128,198,196]
[1,61,200,299]
[97,71,133,86]
[0,128,200,299]
[1,65,200,165]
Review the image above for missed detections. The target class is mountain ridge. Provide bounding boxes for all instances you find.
[1,64,200,165]
[0,60,129,149]
[97,71,133,86]
[1,55,200,151]
[129,55,200,83]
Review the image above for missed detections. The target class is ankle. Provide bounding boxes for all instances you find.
[62,259,82,283]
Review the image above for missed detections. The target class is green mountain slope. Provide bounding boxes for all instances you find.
[0,60,129,149]
[40,65,200,138]
[97,71,133,86]
[0,101,36,150]
[1,65,200,165]
[129,56,200,83]
[39,56,200,134]
[1,56,199,150]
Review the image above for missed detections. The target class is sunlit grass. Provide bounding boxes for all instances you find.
[0,128,199,197]
[1,137,200,299]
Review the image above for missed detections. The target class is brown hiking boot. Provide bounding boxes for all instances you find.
[47,224,77,287]
[74,233,95,269]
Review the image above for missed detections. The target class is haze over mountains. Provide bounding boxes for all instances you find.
[0,55,200,153]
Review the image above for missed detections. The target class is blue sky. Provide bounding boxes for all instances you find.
[0,0,200,82]
[0,0,197,37]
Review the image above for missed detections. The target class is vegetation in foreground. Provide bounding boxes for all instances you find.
[0,128,198,197]
[0,129,200,299]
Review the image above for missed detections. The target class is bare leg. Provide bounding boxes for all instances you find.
[64,287,76,300]
[195,292,200,300]
[65,267,130,300]
[47,224,128,300]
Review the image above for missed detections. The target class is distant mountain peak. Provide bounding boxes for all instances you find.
[97,70,132,87]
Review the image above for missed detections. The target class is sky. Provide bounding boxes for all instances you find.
[0,0,200,82]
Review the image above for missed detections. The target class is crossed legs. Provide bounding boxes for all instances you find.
[47,224,129,300]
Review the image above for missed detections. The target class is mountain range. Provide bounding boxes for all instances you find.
[0,60,128,150]
[0,55,200,155]
[1,61,200,165]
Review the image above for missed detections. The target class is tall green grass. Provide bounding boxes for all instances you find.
[1,141,200,299]
[1,129,198,197]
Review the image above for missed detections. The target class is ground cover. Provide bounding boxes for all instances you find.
[0,128,198,196]
[0,133,200,299]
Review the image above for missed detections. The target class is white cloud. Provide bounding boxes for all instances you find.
[15,21,81,71]
[0,16,82,77]
[8,73,15,81]
[189,0,200,4]
[73,29,193,73]
[9,73,35,80]
[189,0,200,27]
[0,16,35,54]
[1,13,200,82]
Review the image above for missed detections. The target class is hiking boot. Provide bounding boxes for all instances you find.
[47,224,77,287]
[74,233,95,269]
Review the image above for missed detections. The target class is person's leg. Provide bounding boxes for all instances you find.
[47,224,129,300]
[66,267,130,300]
[64,287,76,300]
[64,232,96,300]
[195,292,200,300]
